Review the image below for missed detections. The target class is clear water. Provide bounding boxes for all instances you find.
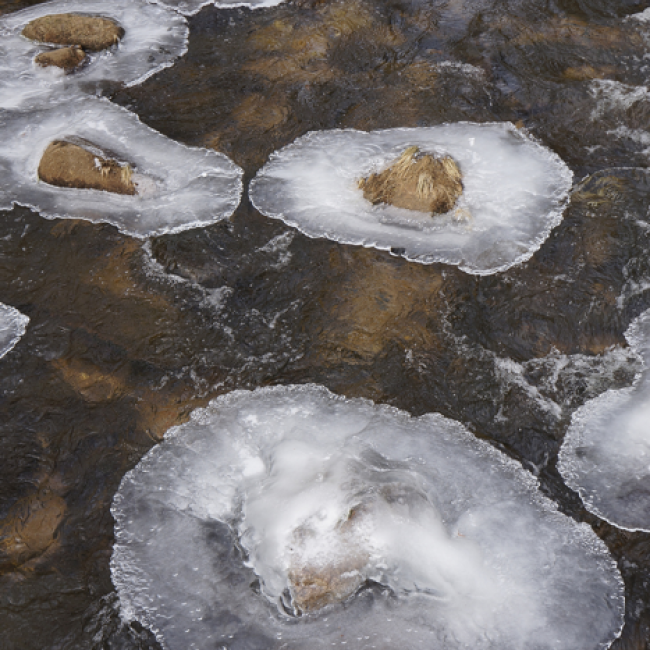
[2,0,650,648]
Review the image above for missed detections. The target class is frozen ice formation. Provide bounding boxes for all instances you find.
[0,303,29,360]
[0,97,243,238]
[111,384,624,650]
[0,0,188,110]
[559,309,650,532]
[249,124,573,275]
[147,0,287,17]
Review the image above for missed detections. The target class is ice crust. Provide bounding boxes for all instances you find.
[249,125,573,275]
[111,385,624,650]
[147,0,287,17]
[559,309,650,532]
[0,0,189,108]
[0,97,243,238]
[0,303,28,359]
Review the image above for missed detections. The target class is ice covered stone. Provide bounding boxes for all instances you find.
[0,303,29,360]
[34,45,86,72]
[0,0,188,109]
[111,385,624,650]
[249,124,573,275]
[357,146,463,215]
[22,14,124,52]
[0,97,243,238]
[38,140,136,195]
[559,308,650,532]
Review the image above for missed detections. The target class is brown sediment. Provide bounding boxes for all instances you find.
[562,64,616,81]
[38,140,136,195]
[0,489,66,571]
[34,44,86,71]
[22,14,124,52]
[358,146,463,214]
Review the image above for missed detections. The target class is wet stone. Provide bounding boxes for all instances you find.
[34,45,86,72]
[357,146,463,214]
[22,14,124,52]
[38,140,136,196]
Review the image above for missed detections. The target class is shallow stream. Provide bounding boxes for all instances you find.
[2,0,650,647]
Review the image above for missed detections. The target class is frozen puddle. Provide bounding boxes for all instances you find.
[559,309,650,532]
[111,385,624,650]
[250,125,573,275]
[148,0,287,17]
[0,96,243,238]
[0,303,28,359]
[0,0,188,110]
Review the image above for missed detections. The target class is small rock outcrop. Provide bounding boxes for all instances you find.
[22,14,124,52]
[34,45,86,72]
[358,146,463,215]
[38,140,136,195]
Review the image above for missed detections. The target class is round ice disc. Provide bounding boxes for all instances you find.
[249,124,573,275]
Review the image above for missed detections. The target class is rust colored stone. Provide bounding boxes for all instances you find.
[358,146,463,215]
[22,14,124,52]
[38,140,136,195]
[34,45,86,71]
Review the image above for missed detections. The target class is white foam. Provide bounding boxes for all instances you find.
[0,96,243,238]
[249,125,573,275]
[111,385,624,650]
[147,0,287,17]
[559,309,650,532]
[0,303,29,359]
[0,0,188,109]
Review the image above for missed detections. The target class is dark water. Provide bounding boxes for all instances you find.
[2,0,650,647]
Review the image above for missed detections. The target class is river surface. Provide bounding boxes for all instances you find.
[2,0,650,647]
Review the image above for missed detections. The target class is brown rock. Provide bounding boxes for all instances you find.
[34,45,86,72]
[38,140,136,195]
[288,560,366,612]
[358,146,463,215]
[22,14,124,52]
[287,505,371,613]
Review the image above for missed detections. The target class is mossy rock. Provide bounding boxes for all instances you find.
[38,140,136,195]
[34,45,86,71]
[22,14,124,52]
[358,146,463,215]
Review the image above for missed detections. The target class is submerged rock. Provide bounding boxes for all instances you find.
[34,45,86,71]
[38,140,136,195]
[22,14,124,52]
[358,146,463,215]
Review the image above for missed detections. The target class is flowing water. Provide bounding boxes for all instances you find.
[2,0,650,647]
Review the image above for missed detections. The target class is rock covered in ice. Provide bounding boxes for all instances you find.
[0,97,243,238]
[0,303,29,359]
[559,309,650,532]
[249,125,573,275]
[22,14,124,52]
[34,45,86,72]
[147,0,287,17]
[111,385,624,650]
[0,0,188,109]
[38,140,136,195]
[357,146,463,215]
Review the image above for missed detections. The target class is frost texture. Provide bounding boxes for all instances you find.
[0,303,29,359]
[0,0,189,108]
[249,125,573,275]
[559,309,650,532]
[0,97,243,238]
[111,385,623,650]
[148,0,287,17]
